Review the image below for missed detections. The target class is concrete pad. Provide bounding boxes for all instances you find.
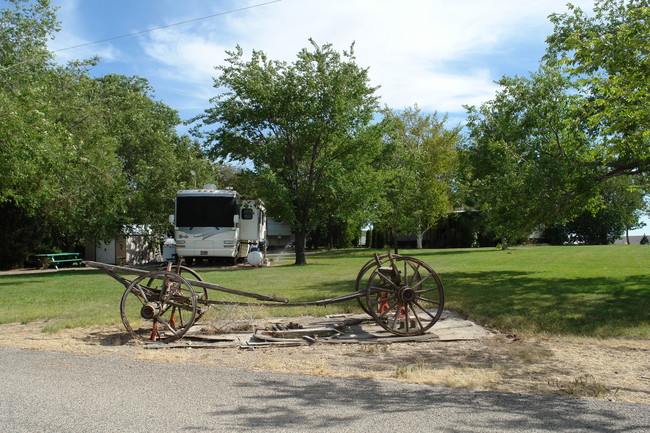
[148,310,494,349]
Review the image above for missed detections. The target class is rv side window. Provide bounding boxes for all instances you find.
[242,208,254,220]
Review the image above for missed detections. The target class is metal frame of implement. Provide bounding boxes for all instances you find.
[85,253,445,343]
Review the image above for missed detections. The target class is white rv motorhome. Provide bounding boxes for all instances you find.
[170,185,267,265]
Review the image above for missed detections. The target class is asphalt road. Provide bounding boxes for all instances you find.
[1,348,648,432]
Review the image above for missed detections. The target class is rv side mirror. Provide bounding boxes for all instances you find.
[169,214,175,225]
[233,215,240,225]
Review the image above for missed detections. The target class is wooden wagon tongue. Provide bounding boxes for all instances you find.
[84,261,289,303]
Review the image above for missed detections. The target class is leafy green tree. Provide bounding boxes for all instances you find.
[464,0,650,246]
[546,0,650,179]
[0,0,211,267]
[0,0,56,79]
[463,68,596,247]
[0,1,94,262]
[1,0,61,214]
[93,74,215,235]
[314,124,385,250]
[376,106,460,251]
[193,40,381,264]
[544,177,647,244]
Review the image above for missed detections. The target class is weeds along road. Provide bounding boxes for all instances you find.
[1,348,648,433]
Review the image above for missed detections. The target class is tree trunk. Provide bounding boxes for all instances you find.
[625,227,630,245]
[416,220,424,249]
[392,226,399,255]
[416,232,424,249]
[327,215,334,250]
[294,229,307,265]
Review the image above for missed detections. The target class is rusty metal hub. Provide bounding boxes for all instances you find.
[140,302,161,320]
[397,286,416,303]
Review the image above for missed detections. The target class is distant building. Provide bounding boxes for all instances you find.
[614,235,645,245]
[85,225,157,265]
[267,218,294,249]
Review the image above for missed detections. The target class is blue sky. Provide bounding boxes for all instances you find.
[45,0,648,235]
[49,0,597,124]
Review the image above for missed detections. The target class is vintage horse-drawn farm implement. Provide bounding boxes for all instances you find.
[86,254,445,343]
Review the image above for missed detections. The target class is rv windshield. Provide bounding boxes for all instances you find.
[176,196,238,228]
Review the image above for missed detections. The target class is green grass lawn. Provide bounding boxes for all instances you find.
[1,245,648,338]
[431,246,650,338]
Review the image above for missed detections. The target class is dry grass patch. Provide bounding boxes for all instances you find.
[395,358,502,389]
[1,320,648,404]
[549,374,615,399]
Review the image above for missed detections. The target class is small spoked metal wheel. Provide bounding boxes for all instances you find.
[120,270,198,342]
[356,254,444,336]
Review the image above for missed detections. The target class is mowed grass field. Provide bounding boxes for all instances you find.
[0,245,648,338]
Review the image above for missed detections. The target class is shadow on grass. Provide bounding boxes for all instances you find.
[204,267,650,337]
[444,270,650,337]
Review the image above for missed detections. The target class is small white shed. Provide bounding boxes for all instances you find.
[85,225,158,265]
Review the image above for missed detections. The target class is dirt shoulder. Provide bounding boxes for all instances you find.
[1,319,648,405]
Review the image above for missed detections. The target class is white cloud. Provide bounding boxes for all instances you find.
[136,0,595,114]
[49,0,596,115]
[142,31,225,83]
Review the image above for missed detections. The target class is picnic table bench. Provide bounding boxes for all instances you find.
[34,252,83,270]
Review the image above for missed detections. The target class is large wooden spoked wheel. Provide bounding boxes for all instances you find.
[356,254,444,336]
[121,270,198,342]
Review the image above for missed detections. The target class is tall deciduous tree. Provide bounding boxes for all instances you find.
[463,68,596,247]
[0,0,211,268]
[464,0,649,246]
[546,0,650,179]
[1,0,60,213]
[378,106,460,251]
[193,40,381,265]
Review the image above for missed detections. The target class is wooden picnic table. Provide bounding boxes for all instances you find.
[34,252,83,270]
